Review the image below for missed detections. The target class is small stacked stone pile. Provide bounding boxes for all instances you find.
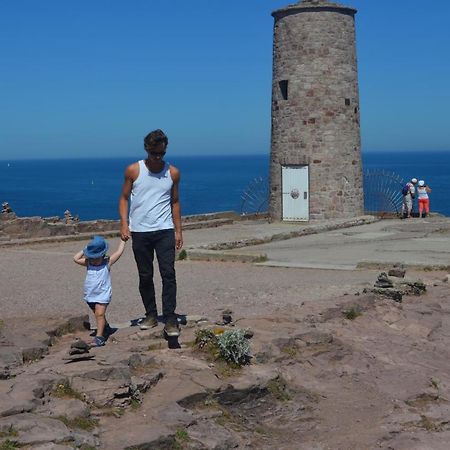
[365,266,426,302]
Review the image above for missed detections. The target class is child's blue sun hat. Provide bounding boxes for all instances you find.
[83,236,109,259]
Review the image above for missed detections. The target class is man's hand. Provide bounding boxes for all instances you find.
[175,231,183,250]
[120,223,131,241]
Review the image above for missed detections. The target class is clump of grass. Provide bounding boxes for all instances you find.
[194,329,221,360]
[254,254,268,263]
[53,381,84,401]
[0,426,18,439]
[267,377,292,402]
[214,360,242,378]
[342,308,361,320]
[0,440,18,450]
[173,428,190,450]
[281,345,298,358]
[178,249,187,261]
[58,415,98,431]
[130,398,141,409]
[419,415,441,431]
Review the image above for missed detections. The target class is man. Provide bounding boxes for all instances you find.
[402,177,417,219]
[119,129,183,336]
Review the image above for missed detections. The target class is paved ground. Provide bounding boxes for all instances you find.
[1,215,449,324]
[227,216,450,270]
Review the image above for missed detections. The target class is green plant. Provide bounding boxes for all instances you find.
[195,328,251,367]
[342,308,361,320]
[130,398,141,409]
[216,329,251,366]
[175,428,189,442]
[178,249,187,260]
[0,440,18,450]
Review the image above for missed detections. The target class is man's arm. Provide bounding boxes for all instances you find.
[170,166,183,250]
[119,163,138,241]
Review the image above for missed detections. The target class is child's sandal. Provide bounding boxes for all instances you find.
[90,336,106,347]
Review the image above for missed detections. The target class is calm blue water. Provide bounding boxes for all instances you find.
[0,155,269,220]
[0,151,448,220]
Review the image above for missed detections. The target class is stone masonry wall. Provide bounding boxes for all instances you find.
[269,0,364,220]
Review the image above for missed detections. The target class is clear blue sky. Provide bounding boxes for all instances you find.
[1,0,449,159]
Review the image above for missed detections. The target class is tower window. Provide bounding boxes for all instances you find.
[279,80,288,100]
[345,98,351,106]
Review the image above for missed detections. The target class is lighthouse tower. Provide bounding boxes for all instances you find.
[269,0,363,221]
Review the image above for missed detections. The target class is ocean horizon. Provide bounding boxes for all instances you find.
[1,151,449,220]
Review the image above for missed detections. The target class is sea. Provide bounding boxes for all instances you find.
[0,151,448,220]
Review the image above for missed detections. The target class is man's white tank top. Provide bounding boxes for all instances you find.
[129,160,174,232]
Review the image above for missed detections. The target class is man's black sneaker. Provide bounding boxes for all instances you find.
[164,319,180,337]
[139,315,158,330]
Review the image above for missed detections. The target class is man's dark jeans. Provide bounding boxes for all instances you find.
[131,229,176,321]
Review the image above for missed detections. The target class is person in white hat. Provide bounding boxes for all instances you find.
[401,178,418,218]
[417,180,432,218]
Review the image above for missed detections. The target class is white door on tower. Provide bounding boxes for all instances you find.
[282,165,309,221]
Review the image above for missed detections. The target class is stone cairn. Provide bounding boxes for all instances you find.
[2,202,13,214]
[364,267,426,303]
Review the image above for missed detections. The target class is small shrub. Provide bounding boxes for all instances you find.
[342,308,361,320]
[216,329,251,366]
[178,249,187,260]
[195,328,251,367]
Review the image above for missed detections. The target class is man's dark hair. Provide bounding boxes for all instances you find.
[144,129,168,151]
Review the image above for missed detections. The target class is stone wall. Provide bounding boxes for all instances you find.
[269,0,364,220]
[0,213,119,241]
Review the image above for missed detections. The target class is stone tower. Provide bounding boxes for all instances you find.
[269,0,363,221]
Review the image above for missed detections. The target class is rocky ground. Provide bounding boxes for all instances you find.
[1,267,450,450]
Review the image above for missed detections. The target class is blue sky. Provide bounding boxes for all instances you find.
[1,0,449,159]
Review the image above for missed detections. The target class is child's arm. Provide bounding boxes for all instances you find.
[73,250,88,266]
[108,239,126,267]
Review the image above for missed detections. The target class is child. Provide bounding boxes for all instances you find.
[73,236,126,347]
